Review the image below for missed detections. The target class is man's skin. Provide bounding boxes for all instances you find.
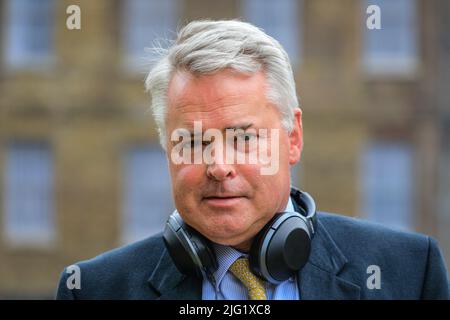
[165,68,303,252]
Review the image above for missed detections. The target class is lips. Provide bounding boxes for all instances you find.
[202,194,247,207]
[204,194,243,199]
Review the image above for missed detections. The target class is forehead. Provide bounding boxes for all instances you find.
[166,69,273,128]
[168,69,267,103]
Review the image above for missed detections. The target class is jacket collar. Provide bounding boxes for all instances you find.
[296,219,361,299]
[147,246,202,300]
[148,187,361,300]
[291,188,361,299]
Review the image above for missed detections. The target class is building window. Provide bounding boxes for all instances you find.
[362,0,419,76]
[360,142,414,231]
[122,0,181,71]
[241,0,302,66]
[2,0,55,69]
[122,145,173,243]
[3,142,55,246]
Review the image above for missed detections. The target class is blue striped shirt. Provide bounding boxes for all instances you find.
[202,197,300,300]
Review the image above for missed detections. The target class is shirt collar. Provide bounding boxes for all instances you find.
[211,243,246,288]
[210,196,295,287]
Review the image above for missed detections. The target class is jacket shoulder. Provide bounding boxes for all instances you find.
[77,233,165,272]
[56,234,166,299]
[317,211,430,266]
[317,211,429,248]
[317,212,448,299]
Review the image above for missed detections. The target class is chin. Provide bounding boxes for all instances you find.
[199,222,249,245]
[206,234,247,247]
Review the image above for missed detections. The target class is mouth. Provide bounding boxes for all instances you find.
[202,195,247,207]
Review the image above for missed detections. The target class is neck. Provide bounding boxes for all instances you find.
[232,239,252,253]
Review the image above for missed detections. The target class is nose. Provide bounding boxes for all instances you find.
[205,142,237,181]
[206,163,237,181]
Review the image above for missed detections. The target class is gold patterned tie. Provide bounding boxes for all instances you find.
[229,257,267,300]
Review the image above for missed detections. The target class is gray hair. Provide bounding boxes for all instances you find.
[145,19,299,149]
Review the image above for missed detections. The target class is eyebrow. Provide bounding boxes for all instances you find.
[225,122,254,131]
[170,123,255,146]
[174,122,254,134]
[172,128,201,136]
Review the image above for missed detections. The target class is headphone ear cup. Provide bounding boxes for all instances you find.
[163,212,217,278]
[163,221,196,276]
[249,216,273,278]
[189,230,218,272]
[249,213,312,284]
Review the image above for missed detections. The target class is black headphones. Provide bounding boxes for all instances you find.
[163,189,317,284]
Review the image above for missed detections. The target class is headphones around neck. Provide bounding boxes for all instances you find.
[163,189,317,284]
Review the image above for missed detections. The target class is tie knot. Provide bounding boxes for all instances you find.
[229,258,267,300]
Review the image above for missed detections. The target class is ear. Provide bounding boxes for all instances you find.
[288,108,303,165]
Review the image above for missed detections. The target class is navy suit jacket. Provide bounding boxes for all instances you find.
[56,190,449,300]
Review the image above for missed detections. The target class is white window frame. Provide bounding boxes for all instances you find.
[241,0,302,66]
[360,141,414,231]
[121,0,181,73]
[361,0,419,77]
[121,145,173,244]
[2,141,55,247]
[2,0,55,70]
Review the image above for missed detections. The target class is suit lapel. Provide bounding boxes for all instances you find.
[147,247,202,300]
[297,221,361,300]
[291,188,361,300]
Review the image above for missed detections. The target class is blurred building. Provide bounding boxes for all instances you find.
[0,0,449,298]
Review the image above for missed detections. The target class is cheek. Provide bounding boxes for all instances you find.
[170,164,205,202]
[235,163,261,176]
[234,164,263,190]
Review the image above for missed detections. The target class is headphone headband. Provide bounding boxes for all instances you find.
[294,189,317,235]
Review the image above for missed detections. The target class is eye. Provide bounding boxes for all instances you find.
[236,133,256,142]
[192,140,203,148]
[189,139,210,149]
[178,139,197,149]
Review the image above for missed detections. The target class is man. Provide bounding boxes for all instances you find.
[56,20,449,300]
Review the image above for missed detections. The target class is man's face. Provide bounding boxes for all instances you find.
[165,69,302,251]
